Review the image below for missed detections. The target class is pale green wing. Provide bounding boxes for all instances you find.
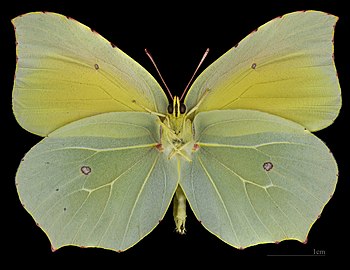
[16,112,178,252]
[184,11,341,131]
[12,12,168,136]
[181,110,337,248]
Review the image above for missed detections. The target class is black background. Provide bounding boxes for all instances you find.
[1,0,349,261]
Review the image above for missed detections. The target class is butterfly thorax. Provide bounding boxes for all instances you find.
[161,97,194,162]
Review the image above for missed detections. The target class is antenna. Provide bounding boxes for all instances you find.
[180,48,209,101]
[145,49,173,100]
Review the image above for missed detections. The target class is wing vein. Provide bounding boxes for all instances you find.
[197,155,241,246]
[120,153,160,248]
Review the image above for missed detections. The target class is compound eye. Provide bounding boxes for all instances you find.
[180,103,186,114]
[167,104,174,114]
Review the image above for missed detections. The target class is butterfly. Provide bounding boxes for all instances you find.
[13,11,341,252]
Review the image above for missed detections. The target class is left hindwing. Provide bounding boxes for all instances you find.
[16,112,178,252]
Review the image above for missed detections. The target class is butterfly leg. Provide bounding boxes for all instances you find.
[167,142,192,162]
[132,100,166,118]
[185,88,210,118]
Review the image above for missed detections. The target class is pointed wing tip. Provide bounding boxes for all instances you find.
[12,11,70,26]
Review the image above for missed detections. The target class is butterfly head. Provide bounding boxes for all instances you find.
[167,96,186,118]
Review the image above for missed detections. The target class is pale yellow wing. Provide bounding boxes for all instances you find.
[184,11,341,131]
[13,12,168,136]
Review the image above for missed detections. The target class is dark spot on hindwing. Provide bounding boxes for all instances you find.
[81,166,92,175]
[263,161,273,171]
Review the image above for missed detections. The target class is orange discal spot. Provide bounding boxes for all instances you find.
[156,143,164,152]
[192,143,200,151]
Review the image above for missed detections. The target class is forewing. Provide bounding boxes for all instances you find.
[185,11,341,131]
[181,110,338,248]
[12,12,168,136]
[16,112,178,252]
